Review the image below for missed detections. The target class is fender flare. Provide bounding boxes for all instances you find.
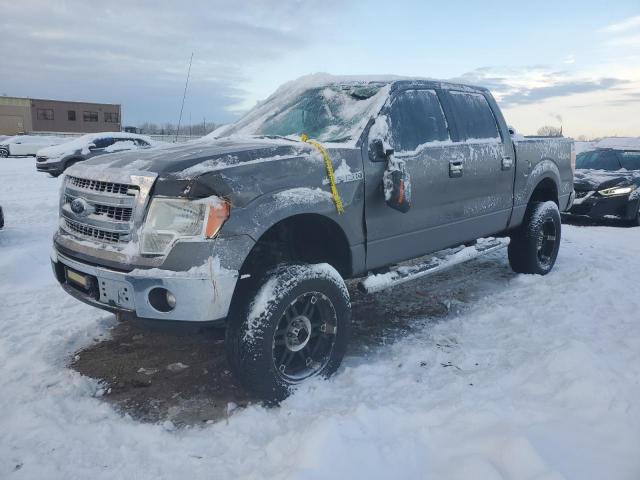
[523,159,561,205]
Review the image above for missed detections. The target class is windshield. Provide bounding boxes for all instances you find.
[218,83,389,144]
[576,149,640,171]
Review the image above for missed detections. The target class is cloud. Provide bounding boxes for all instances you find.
[600,15,640,33]
[606,34,640,48]
[453,66,629,107]
[0,0,351,124]
[601,15,640,49]
[499,78,628,106]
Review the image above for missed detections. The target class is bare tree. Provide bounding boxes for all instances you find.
[537,125,563,137]
[137,121,218,136]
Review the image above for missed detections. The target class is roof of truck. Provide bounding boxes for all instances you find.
[273,73,489,93]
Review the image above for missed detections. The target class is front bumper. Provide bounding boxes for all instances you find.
[568,191,639,220]
[36,159,64,174]
[51,248,238,322]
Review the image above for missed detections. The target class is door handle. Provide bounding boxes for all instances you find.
[449,160,463,178]
[502,156,513,170]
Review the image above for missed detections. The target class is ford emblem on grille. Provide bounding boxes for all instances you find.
[70,198,93,217]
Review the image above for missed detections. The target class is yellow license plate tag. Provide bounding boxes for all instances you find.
[67,269,88,288]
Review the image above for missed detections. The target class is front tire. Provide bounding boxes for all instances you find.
[508,201,561,275]
[225,263,351,402]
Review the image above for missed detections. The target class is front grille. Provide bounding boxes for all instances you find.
[64,218,122,243]
[61,174,144,245]
[64,194,133,222]
[67,175,135,196]
[94,204,133,222]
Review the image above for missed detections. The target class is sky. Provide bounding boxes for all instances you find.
[0,0,638,138]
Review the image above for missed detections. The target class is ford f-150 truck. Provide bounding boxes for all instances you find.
[51,75,574,401]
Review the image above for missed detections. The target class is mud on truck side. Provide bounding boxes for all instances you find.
[52,76,574,401]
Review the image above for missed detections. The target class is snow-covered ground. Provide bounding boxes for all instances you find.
[1,157,640,479]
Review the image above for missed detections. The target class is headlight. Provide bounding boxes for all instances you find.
[140,197,229,255]
[598,186,633,197]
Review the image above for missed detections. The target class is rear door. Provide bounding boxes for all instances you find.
[441,90,515,235]
[363,88,471,269]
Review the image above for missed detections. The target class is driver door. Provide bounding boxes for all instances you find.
[363,88,468,269]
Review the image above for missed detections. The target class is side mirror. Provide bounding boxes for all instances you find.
[383,159,411,213]
[369,138,394,162]
[88,143,97,150]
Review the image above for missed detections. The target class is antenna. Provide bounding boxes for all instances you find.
[176,52,193,142]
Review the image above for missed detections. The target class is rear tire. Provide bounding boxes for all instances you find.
[508,201,561,275]
[225,262,351,402]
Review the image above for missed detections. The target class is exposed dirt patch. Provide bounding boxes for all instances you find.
[71,261,506,427]
[71,323,252,426]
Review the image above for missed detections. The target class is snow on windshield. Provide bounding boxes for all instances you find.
[214,75,392,145]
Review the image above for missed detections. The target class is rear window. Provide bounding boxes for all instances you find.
[448,91,501,141]
[93,138,114,149]
[389,89,450,152]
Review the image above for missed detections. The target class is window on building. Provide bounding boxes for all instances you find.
[68,110,76,121]
[104,112,120,123]
[83,111,99,122]
[37,109,54,121]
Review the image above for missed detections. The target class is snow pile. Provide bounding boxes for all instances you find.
[2,158,640,478]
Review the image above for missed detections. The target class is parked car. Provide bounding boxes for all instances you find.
[567,138,640,225]
[0,135,67,157]
[50,76,574,401]
[36,132,156,177]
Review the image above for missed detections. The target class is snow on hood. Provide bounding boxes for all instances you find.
[72,136,315,178]
[574,169,640,190]
[36,132,154,158]
[595,137,640,151]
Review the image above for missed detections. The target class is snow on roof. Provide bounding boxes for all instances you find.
[209,73,487,145]
[595,137,640,151]
[37,132,154,157]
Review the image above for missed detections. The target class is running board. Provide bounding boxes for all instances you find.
[358,237,510,294]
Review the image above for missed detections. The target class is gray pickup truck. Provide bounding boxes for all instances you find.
[51,76,574,400]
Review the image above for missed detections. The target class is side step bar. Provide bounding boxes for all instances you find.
[358,237,510,294]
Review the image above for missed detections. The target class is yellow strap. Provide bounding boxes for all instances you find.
[300,134,345,214]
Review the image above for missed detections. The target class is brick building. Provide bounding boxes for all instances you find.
[0,96,121,135]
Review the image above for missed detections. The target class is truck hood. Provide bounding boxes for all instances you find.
[66,136,324,203]
[78,136,313,176]
[573,169,640,191]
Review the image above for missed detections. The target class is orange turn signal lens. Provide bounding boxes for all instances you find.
[205,200,230,238]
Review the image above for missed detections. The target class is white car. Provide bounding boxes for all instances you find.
[0,135,68,157]
[36,132,159,176]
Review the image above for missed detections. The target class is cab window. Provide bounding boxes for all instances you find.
[389,89,450,153]
[447,91,501,141]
